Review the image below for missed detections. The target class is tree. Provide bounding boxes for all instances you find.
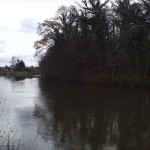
[10,56,18,69]
[34,0,150,82]
[10,57,26,71]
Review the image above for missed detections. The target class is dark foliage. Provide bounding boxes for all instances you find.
[15,59,26,71]
[34,0,150,83]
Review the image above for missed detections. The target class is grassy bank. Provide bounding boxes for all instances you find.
[0,71,34,78]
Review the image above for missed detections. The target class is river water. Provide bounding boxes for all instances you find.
[0,76,150,150]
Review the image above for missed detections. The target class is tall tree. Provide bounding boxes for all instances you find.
[34,0,150,81]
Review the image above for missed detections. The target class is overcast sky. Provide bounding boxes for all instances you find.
[0,0,78,67]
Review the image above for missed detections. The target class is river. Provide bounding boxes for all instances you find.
[0,76,150,150]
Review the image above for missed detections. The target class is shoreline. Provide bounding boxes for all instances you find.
[2,71,150,88]
[0,71,34,78]
[41,73,150,88]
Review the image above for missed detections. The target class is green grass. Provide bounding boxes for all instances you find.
[0,71,33,77]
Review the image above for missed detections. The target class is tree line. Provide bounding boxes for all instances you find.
[34,0,150,83]
[10,56,26,71]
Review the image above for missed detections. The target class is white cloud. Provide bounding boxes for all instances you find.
[0,0,78,66]
[18,17,37,33]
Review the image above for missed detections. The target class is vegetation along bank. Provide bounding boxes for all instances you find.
[34,0,150,87]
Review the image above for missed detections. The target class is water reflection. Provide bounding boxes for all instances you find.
[34,81,150,150]
[11,77,26,81]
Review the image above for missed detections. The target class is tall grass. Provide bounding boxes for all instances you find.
[0,100,20,150]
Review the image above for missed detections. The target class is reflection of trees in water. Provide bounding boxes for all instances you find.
[11,77,25,81]
[6,76,26,81]
[33,104,53,142]
[33,81,150,150]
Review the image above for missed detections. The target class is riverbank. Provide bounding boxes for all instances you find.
[42,73,150,88]
[83,74,150,88]
[0,71,34,77]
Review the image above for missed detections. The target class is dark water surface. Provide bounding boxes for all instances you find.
[0,76,150,150]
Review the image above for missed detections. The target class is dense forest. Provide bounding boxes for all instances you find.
[34,0,150,86]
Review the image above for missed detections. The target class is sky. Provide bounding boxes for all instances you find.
[0,0,78,67]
